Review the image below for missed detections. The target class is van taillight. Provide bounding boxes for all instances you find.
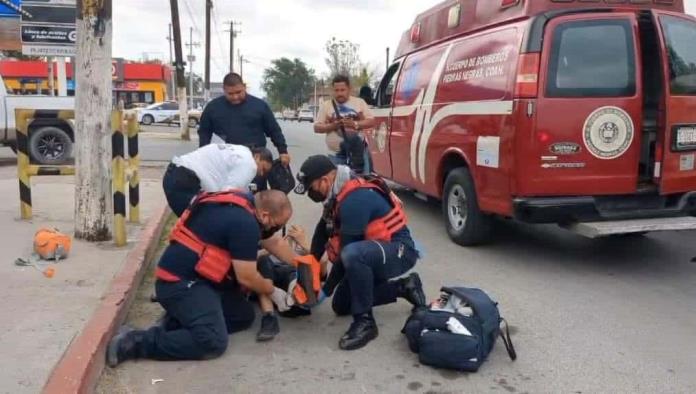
[515,53,540,98]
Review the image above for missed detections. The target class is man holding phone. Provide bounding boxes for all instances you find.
[314,75,375,173]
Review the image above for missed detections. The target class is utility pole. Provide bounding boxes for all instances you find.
[170,0,190,140]
[186,27,200,110]
[166,23,174,100]
[238,50,250,80]
[227,21,241,73]
[74,0,113,241]
[204,0,211,102]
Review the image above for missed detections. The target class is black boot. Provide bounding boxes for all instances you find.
[106,325,144,367]
[256,312,280,342]
[339,314,378,351]
[395,272,426,308]
[278,305,312,318]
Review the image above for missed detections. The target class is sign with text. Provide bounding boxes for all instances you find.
[20,0,75,57]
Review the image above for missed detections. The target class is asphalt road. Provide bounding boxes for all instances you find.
[98,120,696,394]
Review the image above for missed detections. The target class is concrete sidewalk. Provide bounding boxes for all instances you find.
[0,164,166,394]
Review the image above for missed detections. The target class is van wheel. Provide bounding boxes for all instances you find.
[442,168,492,246]
[188,117,198,128]
[29,126,73,165]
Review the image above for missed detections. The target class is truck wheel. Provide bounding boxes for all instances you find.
[141,114,154,125]
[188,117,198,128]
[29,126,73,165]
[442,168,492,246]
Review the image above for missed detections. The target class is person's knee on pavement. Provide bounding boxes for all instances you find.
[191,324,229,359]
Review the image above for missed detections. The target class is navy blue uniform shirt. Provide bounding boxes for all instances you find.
[338,188,413,248]
[158,203,260,282]
[198,94,288,154]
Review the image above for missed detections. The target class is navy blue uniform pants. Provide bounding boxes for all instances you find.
[138,279,255,361]
[332,240,418,316]
[162,163,200,217]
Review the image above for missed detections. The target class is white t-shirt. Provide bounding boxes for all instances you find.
[172,143,257,192]
[316,96,373,152]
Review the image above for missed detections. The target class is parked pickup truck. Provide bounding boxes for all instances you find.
[0,75,75,165]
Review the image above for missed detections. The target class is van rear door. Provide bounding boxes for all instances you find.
[529,13,642,196]
[654,12,696,194]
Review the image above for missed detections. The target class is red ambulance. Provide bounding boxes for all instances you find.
[367,0,696,245]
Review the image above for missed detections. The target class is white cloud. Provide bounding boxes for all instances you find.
[113,0,696,98]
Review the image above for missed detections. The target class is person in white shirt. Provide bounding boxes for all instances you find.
[163,144,273,216]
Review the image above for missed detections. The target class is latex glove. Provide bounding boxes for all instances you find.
[316,289,327,306]
[271,287,292,312]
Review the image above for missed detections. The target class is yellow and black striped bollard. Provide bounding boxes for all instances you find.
[111,111,127,246]
[126,114,140,223]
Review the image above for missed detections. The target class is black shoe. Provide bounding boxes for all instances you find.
[278,305,312,318]
[256,313,280,342]
[396,272,426,308]
[339,315,378,351]
[106,325,143,367]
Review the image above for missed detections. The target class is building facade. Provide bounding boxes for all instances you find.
[0,59,171,106]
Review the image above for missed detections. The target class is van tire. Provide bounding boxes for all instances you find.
[442,168,492,246]
[28,126,73,165]
[188,117,198,128]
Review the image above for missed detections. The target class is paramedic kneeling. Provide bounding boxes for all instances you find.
[163,144,273,216]
[106,190,293,366]
[295,155,427,350]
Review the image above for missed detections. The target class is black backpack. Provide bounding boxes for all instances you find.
[267,159,295,194]
[402,286,516,372]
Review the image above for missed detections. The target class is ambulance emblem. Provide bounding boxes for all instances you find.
[583,106,634,160]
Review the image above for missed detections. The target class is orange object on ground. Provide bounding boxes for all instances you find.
[34,228,72,260]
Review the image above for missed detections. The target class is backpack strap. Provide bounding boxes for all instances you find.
[499,317,517,361]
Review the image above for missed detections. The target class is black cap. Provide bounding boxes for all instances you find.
[294,155,337,194]
[267,159,295,194]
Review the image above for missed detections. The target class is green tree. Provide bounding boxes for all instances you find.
[262,57,316,110]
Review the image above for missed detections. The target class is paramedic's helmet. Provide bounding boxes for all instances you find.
[267,159,296,194]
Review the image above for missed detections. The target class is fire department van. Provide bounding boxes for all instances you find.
[368,0,696,245]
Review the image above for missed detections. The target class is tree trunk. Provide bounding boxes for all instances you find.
[74,0,113,241]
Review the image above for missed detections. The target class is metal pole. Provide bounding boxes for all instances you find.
[229,21,234,73]
[189,26,194,110]
[48,58,55,96]
[168,23,174,100]
[57,57,67,97]
[204,0,211,102]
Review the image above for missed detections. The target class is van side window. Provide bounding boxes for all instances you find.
[377,63,400,107]
[660,16,696,96]
[547,19,635,97]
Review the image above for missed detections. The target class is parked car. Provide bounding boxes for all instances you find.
[0,74,75,165]
[282,109,297,121]
[125,102,149,110]
[137,101,179,125]
[169,109,202,128]
[298,109,314,122]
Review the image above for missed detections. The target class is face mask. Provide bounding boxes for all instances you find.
[308,188,327,203]
[261,224,282,239]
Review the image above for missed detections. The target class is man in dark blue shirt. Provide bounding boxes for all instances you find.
[199,73,290,190]
[106,190,295,366]
[295,155,426,350]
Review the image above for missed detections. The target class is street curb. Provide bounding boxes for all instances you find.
[42,204,171,394]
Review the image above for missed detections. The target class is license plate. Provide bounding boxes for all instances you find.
[675,126,696,151]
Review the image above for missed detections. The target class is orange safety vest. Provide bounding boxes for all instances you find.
[156,190,255,283]
[326,177,408,262]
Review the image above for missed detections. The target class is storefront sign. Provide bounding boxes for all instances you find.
[20,0,76,57]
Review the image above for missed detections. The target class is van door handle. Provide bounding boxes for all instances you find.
[526,102,535,118]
